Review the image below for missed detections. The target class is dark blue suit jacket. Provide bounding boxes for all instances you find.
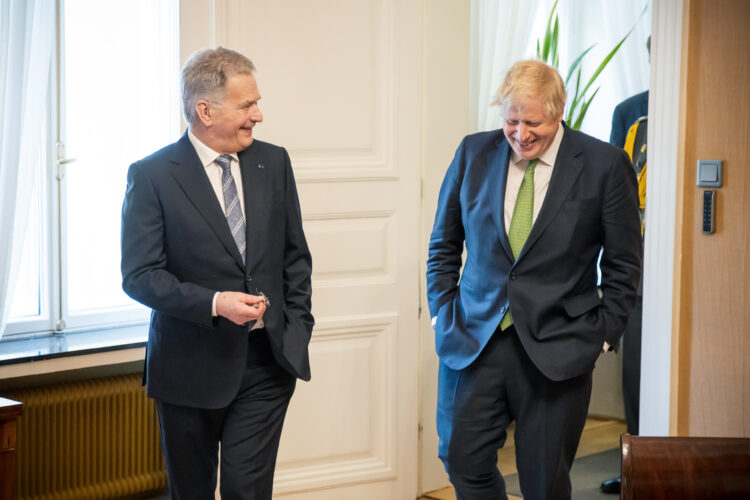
[121,133,313,409]
[610,90,649,148]
[426,125,641,381]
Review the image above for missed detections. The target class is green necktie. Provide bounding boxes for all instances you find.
[500,159,537,331]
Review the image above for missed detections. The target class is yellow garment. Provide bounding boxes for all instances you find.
[624,118,647,235]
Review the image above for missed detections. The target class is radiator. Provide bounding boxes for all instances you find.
[5,373,167,499]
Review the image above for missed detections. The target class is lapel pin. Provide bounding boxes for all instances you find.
[258,163,264,169]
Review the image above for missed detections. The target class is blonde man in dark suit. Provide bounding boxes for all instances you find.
[427,60,642,500]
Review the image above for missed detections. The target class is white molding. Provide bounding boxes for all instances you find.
[303,210,393,223]
[305,212,396,286]
[295,175,400,184]
[224,0,397,184]
[310,313,397,338]
[274,456,394,496]
[639,0,684,437]
[275,313,398,494]
[211,0,228,47]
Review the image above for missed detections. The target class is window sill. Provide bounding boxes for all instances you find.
[0,324,148,379]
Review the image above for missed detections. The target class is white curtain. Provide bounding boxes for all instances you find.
[470,0,546,132]
[0,0,55,340]
[470,0,652,140]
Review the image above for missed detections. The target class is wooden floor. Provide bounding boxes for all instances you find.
[419,417,626,500]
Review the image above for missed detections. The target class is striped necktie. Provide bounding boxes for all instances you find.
[500,159,538,331]
[215,154,246,263]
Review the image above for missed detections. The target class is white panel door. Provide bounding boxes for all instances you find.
[210,1,421,498]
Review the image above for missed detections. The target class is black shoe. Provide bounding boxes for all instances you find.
[600,476,621,494]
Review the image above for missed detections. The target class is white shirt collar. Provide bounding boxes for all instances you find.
[509,122,565,167]
[187,129,240,167]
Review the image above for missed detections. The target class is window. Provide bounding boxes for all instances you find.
[4,0,180,338]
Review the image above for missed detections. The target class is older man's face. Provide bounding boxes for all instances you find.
[502,95,562,160]
[207,73,264,153]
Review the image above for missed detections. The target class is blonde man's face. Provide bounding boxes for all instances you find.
[502,95,562,160]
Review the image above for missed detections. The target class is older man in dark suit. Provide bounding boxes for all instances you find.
[426,60,642,500]
[121,47,313,500]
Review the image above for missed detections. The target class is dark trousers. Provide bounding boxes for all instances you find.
[155,331,296,500]
[622,296,642,435]
[437,325,592,500]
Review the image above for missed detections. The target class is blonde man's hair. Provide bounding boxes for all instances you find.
[491,60,566,120]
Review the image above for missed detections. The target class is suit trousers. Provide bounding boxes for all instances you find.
[155,330,296,500]
[437,325,592,500]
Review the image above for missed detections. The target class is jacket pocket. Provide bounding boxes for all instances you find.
[562,290,601,317]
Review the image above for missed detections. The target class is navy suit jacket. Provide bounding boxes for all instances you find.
[426,125,641,381]
[610,90,649,148]
[121,132,313,409]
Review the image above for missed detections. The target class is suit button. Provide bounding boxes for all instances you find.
[510,273,517,280]
[246,276,252,283]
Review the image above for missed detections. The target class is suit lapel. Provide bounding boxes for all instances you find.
[486,138,515,261]
[169,133,245,270]
[521,127,583,258]
[238,143,270,276]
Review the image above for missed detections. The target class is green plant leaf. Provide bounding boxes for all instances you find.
[535,0,647,130]
[541,0,559,63]
[570,32,631,119]
[565,44,596,86]
[576,4,647,107]
[572,87,600,130]
[577,37,627,106]
[548,0,560,28]
[566,68,582,124]
[550,16,559,68]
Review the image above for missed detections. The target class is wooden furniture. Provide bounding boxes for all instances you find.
[621,433,750,499]
[0,397,23,500]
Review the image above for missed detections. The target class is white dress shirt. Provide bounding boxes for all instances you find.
[503,124,565,231]
[188,130,245,215]
[187,131,263,328]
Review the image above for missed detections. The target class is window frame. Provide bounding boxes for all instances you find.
[3,0,179,340]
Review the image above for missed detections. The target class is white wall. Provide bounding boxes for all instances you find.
[420,1,471,492]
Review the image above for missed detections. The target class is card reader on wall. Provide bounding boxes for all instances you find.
[697,160,722,235]
[702,190,716,234]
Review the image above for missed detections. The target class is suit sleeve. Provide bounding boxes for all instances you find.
[120,161,216,327]
[598,148,643,347]
[610,104,626,148]
[281,148,314,341]
[426,138,466,318]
